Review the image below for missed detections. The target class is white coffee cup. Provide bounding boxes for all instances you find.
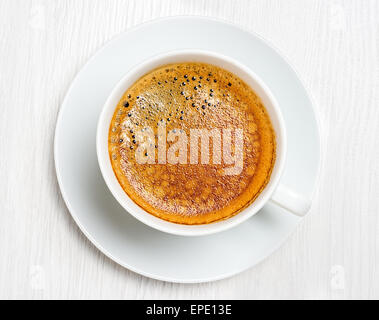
[97,50,311,236]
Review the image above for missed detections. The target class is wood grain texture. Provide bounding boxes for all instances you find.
[0,0,378,299]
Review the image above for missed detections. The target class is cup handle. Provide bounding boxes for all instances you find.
[270,184,312,216]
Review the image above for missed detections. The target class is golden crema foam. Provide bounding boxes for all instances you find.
[108,62,276,225]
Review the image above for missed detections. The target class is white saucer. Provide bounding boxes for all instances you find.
[54,16,321,283]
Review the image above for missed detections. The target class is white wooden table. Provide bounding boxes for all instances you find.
[0,0,378,300]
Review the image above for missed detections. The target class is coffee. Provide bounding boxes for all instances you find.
[108,62,276,225]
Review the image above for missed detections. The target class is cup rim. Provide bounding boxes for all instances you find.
[96,49,287,236]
